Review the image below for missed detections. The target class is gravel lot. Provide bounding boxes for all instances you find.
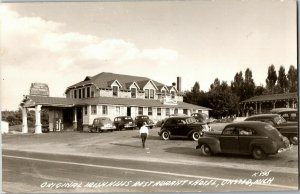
[2,124,298,174]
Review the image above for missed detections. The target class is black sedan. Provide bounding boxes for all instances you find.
[244,114,298,144]
[158,116,211,141]
[196,121,291,160]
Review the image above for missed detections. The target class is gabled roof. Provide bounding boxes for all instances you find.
[107,80,122,88]
[66,72,164,92]
[125,81,140,90]
[241,92,298,103]
[167,86,178,92]
[157,85,169,92]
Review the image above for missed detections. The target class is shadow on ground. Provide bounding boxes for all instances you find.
[109,143,141,148]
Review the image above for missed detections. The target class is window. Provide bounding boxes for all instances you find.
[198,110,202,113]
[157,108,161,116]
[174,108,178,115]
[145,89,149,99]
[102,105,108,115]
[79,89,82,99]
[171,91,175,99]
[91,105,97,115]
[87,87,90,98]
[138,107,143,115]
[74,90,77,99]
[116,106,120,115]
[84,106,87,115]
[183,109,188,115]
[148,107,153,116]
[238,127,255,136]
[222,127,238,135]
[166,108,170,116]
[131,88,136,98]
[162,90,166,97]
[82,88,86,98]
[150,89,154,99]
[113,86,118,96]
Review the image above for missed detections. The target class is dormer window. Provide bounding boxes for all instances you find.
[87,87,90,98]
[171,91,175,99]
[113,86,118,96]
[150,89,154,99]
[162,90,166,97]
[131,88,136,98]
[145,89,149,99]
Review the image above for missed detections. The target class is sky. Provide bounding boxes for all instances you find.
[0,0,297,110]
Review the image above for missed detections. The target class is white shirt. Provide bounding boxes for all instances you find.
[139,125,149,135]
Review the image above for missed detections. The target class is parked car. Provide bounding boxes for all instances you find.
[113,116,136,130]
[196,121,291,160]
[244,114,298,144]
[90,117,116,133]
[158,116,211,141]
[191,113,210,123]
[135,115,155,129]
[270,108,298,122]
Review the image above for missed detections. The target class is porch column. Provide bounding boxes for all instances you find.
[73,108,77,129]
[272,101,276,109]
[22,107,28,133]
[35,105,42,134]
[255,102,258,115]
[259,102,262,114]
[292,99,295,109]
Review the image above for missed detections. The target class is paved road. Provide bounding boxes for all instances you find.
[3,150,298,193]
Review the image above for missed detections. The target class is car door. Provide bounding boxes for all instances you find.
[238,127,255,154]
[176,119,188,136]
[219,126,239,153]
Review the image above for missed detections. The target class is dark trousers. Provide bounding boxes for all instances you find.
[141,133,148,148]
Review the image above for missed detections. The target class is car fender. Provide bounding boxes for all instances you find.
[249,138,276,154]
[187,129,202,137]
[197,137,221,153]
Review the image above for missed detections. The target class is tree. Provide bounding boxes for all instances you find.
[287,65,297,93]
[254,85,267,96]
[266,65,277,94]
[277,66,288,93]
[183,82,201,105]
[231,71,244,101]
[208,80,239,118]
[244,68,256,100]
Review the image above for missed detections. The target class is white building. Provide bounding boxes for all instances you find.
[20,72,211,133]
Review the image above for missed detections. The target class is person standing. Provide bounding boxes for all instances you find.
[139,122,149,148]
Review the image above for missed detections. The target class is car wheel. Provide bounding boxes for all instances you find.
[289,136,298,145]
[192,131,201,141]
[252,147,267,160]
[162,131,170,140]
[200,144,212,156]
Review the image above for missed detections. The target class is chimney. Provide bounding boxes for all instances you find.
[177,77,182,92]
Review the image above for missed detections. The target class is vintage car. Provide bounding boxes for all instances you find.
[196,121,291,160]
[90,117,116,133]
[135,115,155,129]
[158,116,211,141]
[113,116,136,130]
[270,108,298,122]
[191,113,211,123]
[244,114,298,144]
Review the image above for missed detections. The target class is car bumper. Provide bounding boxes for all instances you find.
[278,144,293,153]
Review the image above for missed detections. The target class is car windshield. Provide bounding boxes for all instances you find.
[124,117,132,120]
[274,116,286,125]
[186,117,197,124]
